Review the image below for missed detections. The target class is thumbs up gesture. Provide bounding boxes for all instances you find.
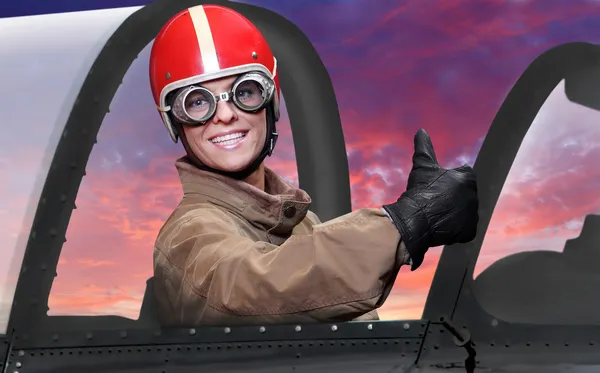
[383,129,479,271]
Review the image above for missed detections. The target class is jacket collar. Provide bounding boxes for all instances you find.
[175,157,312,237]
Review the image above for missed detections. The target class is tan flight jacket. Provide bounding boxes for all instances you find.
[153,157,411,326]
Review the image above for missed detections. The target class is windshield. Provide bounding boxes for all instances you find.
[473,80,600,325]
[0,7,139,334]
[45,39,300,320]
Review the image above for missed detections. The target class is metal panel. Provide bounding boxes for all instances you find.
[7,340,420,373]
[167,338,420,373]
[12,321,427,350]
[4,323,429,373]
[420,322,600,372]
[6,346,167,373]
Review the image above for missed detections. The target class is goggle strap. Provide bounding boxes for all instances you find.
[268,131,279,156]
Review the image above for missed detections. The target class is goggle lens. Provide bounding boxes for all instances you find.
[184,88,215,122]
[234,80,265,111]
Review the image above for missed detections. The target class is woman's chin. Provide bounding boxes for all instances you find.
[213,160,252,173]
[197,149,258,173]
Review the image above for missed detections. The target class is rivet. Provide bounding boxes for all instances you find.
[165,72,171,80]
[15,362,22,368]
[49,229,57,237]
[52,334,59,341]
[120,331,127,338]
[294,325,301,332]
[251,51,258,59]
[259,326,266,333]
[491,319,498,327]
[331,325,338,331]
[367,324,373,330]
[224,327,231,334]
[189,328,196,336]
[40,264,47,271]
[86,332,93,340]
[18,351,24,357]
[403,323,410,330]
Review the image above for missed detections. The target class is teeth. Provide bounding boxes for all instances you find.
[210,132,246,144]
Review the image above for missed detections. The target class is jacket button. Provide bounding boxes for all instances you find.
[284,206,297,218]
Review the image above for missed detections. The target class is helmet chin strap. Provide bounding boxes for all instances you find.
[176,105,279,181]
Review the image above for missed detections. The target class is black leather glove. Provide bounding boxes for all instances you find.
[383,129,479,271]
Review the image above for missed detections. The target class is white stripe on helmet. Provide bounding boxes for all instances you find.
[188,6,220,73]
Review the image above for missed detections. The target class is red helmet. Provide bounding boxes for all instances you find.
[149,4,281,142]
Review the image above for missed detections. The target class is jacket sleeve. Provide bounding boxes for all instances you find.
[154,207,410,325]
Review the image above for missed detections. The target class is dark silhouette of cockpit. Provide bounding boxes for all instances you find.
[138,278,160,326]
[474,214,600,325]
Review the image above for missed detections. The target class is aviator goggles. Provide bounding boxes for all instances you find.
[170,72,275,125]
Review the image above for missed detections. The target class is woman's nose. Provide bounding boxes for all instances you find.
[212,99,238,124]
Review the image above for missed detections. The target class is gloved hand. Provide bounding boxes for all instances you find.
[383,129,479,271]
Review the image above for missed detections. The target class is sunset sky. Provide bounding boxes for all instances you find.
[1,0,600,332]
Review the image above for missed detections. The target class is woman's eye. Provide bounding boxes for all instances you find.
[237,89,254,100]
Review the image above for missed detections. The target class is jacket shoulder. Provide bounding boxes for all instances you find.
[155,201,236,250]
